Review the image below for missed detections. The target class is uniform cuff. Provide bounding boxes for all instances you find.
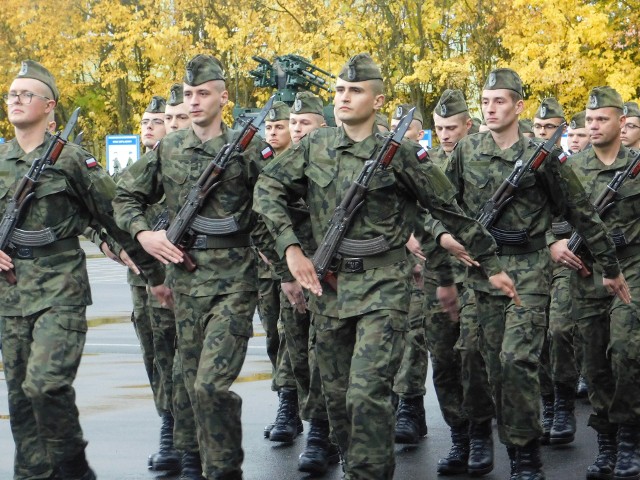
[480,255,504,278]
[275,226,301,259]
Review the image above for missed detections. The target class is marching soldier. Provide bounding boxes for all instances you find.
[621,101,640,150]
[567,111,590,154]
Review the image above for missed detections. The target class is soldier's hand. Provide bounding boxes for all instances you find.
[0,250,14,271]
[136,230,184,265]
[281,280,307,314]
[119,249,140,275]
[406,233,426,261]
[150,284,174,309]
[437,284,459,322]
[100,241,122,264]
[285,245,322,297]
[603,273,631,304]
[549,239,583,271]
[412,263,424,289]
[258,251,272,266]
[488,271,521,306]
[439,233,480,267]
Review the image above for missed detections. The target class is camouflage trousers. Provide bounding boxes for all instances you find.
[393,286,427,398]
[475,292,548,446]
[1,306,89,480]
[315,310,406,480]
[257,277,296,391]
[174,290,254,478]
[172,350,199,452]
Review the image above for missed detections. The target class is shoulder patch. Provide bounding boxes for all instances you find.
[416,147,429,162]
[85,157,98,168]
[261,145,275,160]
[557,152,568,164]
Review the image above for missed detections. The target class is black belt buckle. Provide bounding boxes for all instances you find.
[191,235,207,249]
[342,257,364,273]
[16,246,34,259]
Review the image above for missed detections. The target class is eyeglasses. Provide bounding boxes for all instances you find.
[533,123,562,131]
[141,119,165,127]
[623,123,640,130]
[3,92,51,105]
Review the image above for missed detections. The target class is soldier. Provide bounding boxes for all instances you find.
[165,84,192,132]
[519,119,535,138]
[445,68,628,479]
[390,104,424,142]
[564,87,640,480]
[567,111,590,154]
[289,91,326,143]
[265,101,292,155]
[533,98,565,147]
[621,101,640,149]
[113,54,273,480]
[0,60,163,480]
[141,95,167,150]
[254,52,519,480]
[376,111,390,132]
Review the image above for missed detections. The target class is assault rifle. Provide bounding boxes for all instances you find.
[0,107,81,284]
[311,109,415,289]
[153,96,275,271]
[567,150,640,277]
[476,124,566,242]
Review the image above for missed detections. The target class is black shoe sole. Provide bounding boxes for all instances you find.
[550,434,575,445]
[586,472,614,480]
[468,464,494,476]
[613,475,640,480]
[437,465,468,476]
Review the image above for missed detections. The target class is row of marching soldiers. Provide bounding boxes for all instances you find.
[0,51,639,480]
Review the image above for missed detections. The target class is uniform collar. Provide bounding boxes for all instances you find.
[5,133,51,163]
[182,123,231,154]
[333,125,380,160]
[478,131,528,162]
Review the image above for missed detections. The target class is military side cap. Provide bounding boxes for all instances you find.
[392,104,423,125]
[167,84,184,106]
[292,91,324,115]
[16,60,59,102]
[623,101,640,118]
[184,54,225,86]
[375,112,390,130]
[470,117,481,134]
[434,89,468,118]
[338,53,382,82]
[569,111,586,129]
[267,101,290,121]
[145,96,166,113]
[535,97,564,120]
[483,68,523,97]
[587,86,623,110]
[519,119,534,135]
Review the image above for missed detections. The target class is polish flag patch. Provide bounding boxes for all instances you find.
[416,148,428,162]
[261,146,274,160]
[85,157,98,168]
[557,152,568,164]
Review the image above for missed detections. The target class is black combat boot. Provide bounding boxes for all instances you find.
[148,410,181,472]
[179,450,205,480]
[269,388,303,443]
[550,383,576,445]
[613,425,640,480]
[586,432,617,480]
[513,439,545,480]
[539,394,554,445]
[507,446,517,480]
[437,423,470,475]
[298,418,341,474]
[57,449,96,480]
[394,395,427,445]
[576,375,589,399]
[467,420,494,476]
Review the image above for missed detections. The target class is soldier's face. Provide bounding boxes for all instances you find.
[334,79,384,126]
[433,113,471,153]
[481,90,523,134]
[621,116,640,148]
[265,120,292,153]
[7,78,55,130]
[585,108,624,148]
[289,113,324,144]
[533,117,564,142]
[567,128,590,153]
[183,80,228,129]
[165,103,191,131]
[140,112,167,148]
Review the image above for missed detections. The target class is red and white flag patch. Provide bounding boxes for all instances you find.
[416,148,428,162]
[261,146,274,160]
[558,152,568,164]
[85,157,98,168]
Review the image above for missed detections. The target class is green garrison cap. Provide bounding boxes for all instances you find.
[519,119,534,135]
[338,53,383,82]
[168,84,184,106]
[434,89,468,118]
[484,68,524,98]
[184,54,225,86]
[145,96,166,113]
[470,117,481,134]
[292,91,324,115]
[267,101,290,121]
[535,97,564,120]
[587,86,623,110]
[16,60,59,102]
[569,111,586,129]
[375,112,390,130]
[623,101,640,118]
[393,104,423,125]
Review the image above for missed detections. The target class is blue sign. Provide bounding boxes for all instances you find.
[420,129,432,149]
[106,135,140,176]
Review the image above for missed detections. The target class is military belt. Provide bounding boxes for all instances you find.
[495,234,546,256]
[338,247,406,273]
[551,221,572,236]
[615,243,640,260]
[13,237,80,260]
[189,233,251,250]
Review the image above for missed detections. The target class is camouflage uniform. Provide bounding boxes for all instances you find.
[113,55,273,479]
[254,53,506,480]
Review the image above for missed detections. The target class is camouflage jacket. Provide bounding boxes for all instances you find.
[254,126,503,319]
[446,131,619,293]
[0,134,163,316]
[113,124,272,296]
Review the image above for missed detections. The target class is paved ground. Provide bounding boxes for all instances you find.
[0,242,598,479]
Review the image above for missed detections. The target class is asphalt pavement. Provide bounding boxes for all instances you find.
[0,241,597,479]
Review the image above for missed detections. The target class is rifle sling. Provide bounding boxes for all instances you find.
[189,233,251,250]
[495,234,546,256]
[12,237,80,260]
[338,246,406,273]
